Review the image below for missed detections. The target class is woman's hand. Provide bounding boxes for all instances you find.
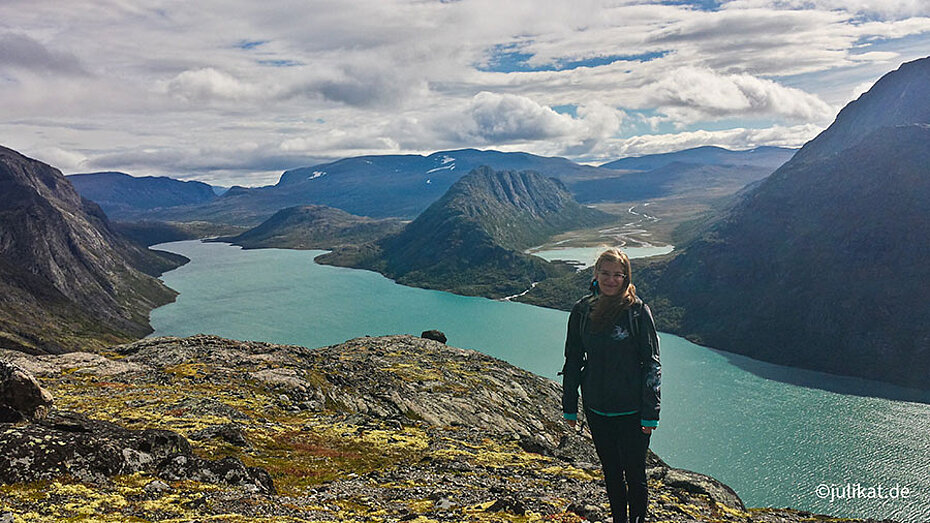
[641,426,655,435]
[566,418,577,428]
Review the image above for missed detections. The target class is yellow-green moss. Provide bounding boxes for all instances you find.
[163,363,210,379]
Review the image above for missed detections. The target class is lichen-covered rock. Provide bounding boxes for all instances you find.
[0,410,189,483]
[156,454,276,495]
[0,360,53,422]
[656,466,746,512]
[189,423,251,447]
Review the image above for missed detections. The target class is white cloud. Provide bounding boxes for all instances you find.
[422,92,625,157]
[722,0,930,19]
[162,68,265,103]
[597,123,824,159]
[32,147,89,173]
[847,81,875,103]
[647,67,836,124]
[85,142,326,186]
[1,0,928,184]
[299,64,429,108]
[467,92,582,142]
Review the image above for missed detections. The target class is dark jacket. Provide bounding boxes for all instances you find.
[561,294,661,426]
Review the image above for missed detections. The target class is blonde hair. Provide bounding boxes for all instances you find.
[590,247,637,331]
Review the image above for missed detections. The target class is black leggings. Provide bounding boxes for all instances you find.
[586,410,651,523]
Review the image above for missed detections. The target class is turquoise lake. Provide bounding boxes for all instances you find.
[149,240,930,523]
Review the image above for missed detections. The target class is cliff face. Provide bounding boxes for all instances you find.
[318,166,613,298]
[0,146,185,354]
[0,334,880,523]
[636,57,930,388]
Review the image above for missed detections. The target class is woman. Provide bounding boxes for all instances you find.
[561,247,661,523]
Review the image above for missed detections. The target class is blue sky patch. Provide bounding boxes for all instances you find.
[552,104,578,117]
[479,44,668,73]
[659,0,720,11]
[258,59,302,67]
[236,40,268,50]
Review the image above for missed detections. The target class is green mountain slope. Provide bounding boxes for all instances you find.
[223,205,406,250]
[318,166,615,298]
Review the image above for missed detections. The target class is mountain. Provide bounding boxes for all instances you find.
[571,147,795,246]
[275,148,606,187]
[571,162,775,204]
[91,147,793,230]
[600,146,795,172]
[68,171,216,220]
[789,56,930,163]
[0,146,185,354]
[109,149,619,225]
[635,57,930,388]
[222,205,406,250]
[318,166,615,297]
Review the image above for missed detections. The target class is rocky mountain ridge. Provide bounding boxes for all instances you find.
[102,149,618,225]
[789,56,930,164]
[318,166,614,297]
[67,171,217,220]
[0,333,890,523]
[0,146,185,355]
[600,145,794,172]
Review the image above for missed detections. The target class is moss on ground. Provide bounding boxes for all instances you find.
[3,352,603,522]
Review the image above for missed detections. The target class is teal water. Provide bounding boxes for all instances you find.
[150,240,930,523]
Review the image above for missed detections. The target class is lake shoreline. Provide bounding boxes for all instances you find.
[148,240,930,523]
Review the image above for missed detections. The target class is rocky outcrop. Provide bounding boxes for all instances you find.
[0,360,53,422]
[0,409,274,494]
[0,410,191,484]
[156,454,275,495]
[0,360,275,496]
[0,335,889,522]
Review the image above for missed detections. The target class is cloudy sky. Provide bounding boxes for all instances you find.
[2,0,929,186]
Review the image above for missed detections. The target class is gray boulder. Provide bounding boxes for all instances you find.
[157,454,275,495]
[0,410,189,483]
[0,360,53,422]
